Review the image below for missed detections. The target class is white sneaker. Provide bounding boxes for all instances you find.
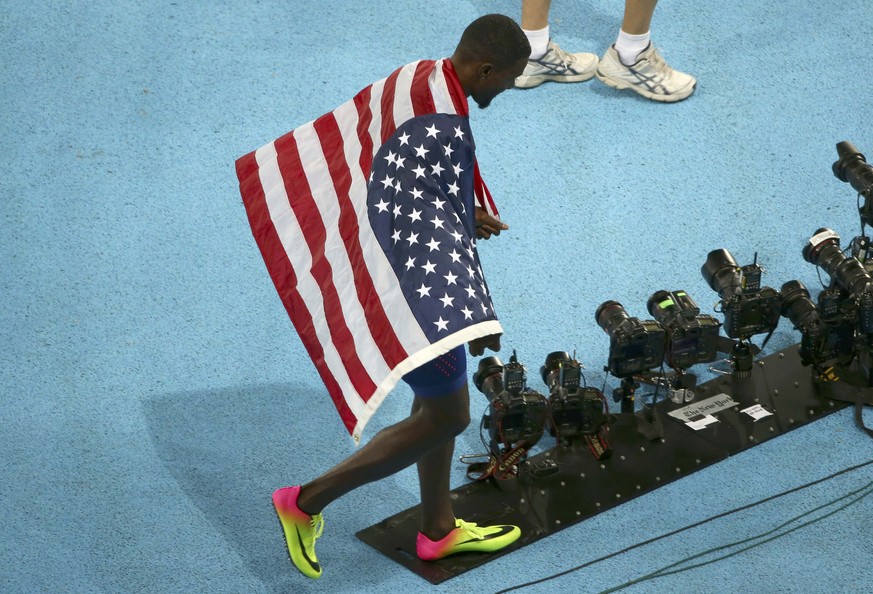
[515,40,598,89]
[596,44,696,102]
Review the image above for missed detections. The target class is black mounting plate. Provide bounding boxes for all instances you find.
[356,345,857,584]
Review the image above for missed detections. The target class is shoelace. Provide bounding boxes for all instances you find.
[644,48,676,79]
[629,49,671,92]
[309,514,325,540]
[528,43,576,72]
[455,519,485,540]
[547,45,576,69]
[646,48,668,71]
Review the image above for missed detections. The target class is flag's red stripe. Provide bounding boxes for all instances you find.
[271,133,379,402]
[379,67,401,144]
[236,151,359,434]
[410,60,435,117]
[354,85,375,189]
[474,161,498,216]
[442,60,468,116]
[312,114,407,368]
[235,149,261,188]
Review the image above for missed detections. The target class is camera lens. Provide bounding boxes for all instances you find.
[779,280,819,331]
[540,351,571,386]
[802,227,839,264]
[473,356,504,400]
[833,141,873,198]
[647,290,676,322]
[701,249,742,300]
[803,228,872,295]
[672,290,700,315]
[595,300,629,336]
[649,290,701,324]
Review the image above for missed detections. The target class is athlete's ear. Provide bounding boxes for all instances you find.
[478,63,493,80]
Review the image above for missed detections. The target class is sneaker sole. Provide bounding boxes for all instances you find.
[595,70,696,102]
[272,499,322,579]
[515,70,596,89]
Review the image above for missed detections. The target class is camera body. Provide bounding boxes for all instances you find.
[780,280,855,369]
[701,249,782,340]
[849,235,873,274]
[540,351,607,439]
[647,290,720,370]
[473,353,548,449]
[595,301,666,377]
[720,288,783,339]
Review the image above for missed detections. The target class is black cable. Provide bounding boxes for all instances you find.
[815,259,828,289]
[478,409,490,454]
[494,458,873,594]
[597,478,873,593]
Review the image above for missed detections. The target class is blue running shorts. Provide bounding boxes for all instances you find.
[401,344,467,397]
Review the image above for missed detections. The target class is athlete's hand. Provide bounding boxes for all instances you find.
[468,333,501,356]
[475,207,508,240]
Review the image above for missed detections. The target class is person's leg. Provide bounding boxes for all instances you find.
[615,0,657,65]
[274,348,518,578]
[273,385,468,580]
[620,0,657,35]
[412,389,522,562]
[521,0,551,34]
[520,0,552,61]
[414,401,459,540]
[296,384,470,516]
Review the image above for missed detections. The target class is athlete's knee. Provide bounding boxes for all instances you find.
[443,405,471,437]
[424,402,470,437]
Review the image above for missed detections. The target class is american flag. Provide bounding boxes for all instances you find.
[236,59,503,443]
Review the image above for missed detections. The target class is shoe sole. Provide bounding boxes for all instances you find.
[515,71,596,89]
[595,70,696,102]
[272,499,322,579]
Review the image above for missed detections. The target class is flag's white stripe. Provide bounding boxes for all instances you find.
[293,121,395,392]
[391,61,417,130]
[332,101,430,353]
[255,141,367,420]
[365,77,387,166]
[430,59,457,115]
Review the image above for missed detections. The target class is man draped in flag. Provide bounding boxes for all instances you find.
[236,14,531,579]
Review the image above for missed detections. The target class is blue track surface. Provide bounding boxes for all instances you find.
[3,2,872,592]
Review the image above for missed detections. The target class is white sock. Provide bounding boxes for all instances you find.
[523,26,550,60]
[614,30,650,65]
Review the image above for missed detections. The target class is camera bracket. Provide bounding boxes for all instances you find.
[612,376,639,414]
[731,339,755,378]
